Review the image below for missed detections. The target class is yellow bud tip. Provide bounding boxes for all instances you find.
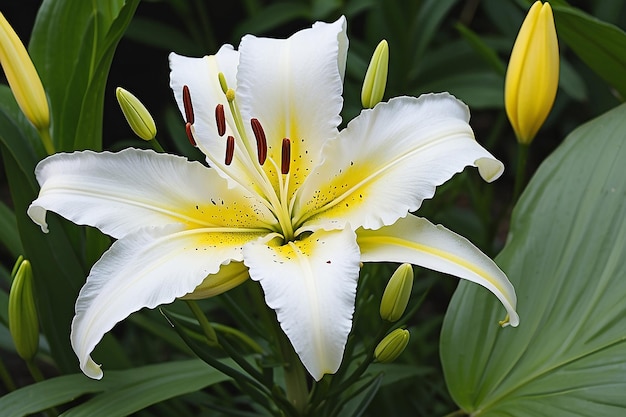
[499,314,511,328]
[218,72,229,94]
[0,11,50,131]
[361,39,389,109]
[116,87,157,141]
[504,1,559,145]
[9,258,39,361]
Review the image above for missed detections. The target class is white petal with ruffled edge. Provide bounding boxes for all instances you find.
[243,227,360,380]
[236,17,348,196]
[27,148,276,239]
[357,215,518,327]
[72,224,266,379]
[293,94,504,233]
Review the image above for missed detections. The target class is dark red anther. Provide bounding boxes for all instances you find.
[185,122,196,147]
[182,85,194,124]
[250,118,267,165]
[281,138,291,175]
[225,135,235,165]
[215,104,226,136]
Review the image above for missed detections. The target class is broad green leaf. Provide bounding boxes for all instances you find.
[29,0,140,151]
[440,103,626,415]
[552,5,626,99]
[0,359,230,417]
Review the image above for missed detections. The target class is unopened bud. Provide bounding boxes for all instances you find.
[504,1,559,144]
[380,263,413,322]
[361,39,389,109]
[374,328,410,363]
[8,257,39,361]
[116,87,157,140]
[0,12,50,132]
[182,262,249,300]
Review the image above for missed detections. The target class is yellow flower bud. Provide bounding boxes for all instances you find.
[361,39,389,109]
[116,87,157,140]
[504,1,559,145]
[182,262,249,300]
[380,263,413,322]
[374,328,410,363]
[8,258,39,361]
[0,12,50,132]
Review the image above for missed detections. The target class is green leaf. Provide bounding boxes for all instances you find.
[0,359,230,417]
[440,103,626,415]
[552,5,626,99]
[0,201,23,258]
[233,2,310,38]
[29,0,140,151]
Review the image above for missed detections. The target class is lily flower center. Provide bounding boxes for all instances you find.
[182,77,300,243]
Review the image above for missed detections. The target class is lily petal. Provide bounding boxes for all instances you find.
[27,148,276,238]
[236,17,348,194]
[294,94,504,232]
[72,224,265,379]
[243,227,360,380]
[169,45,238,149]
[358,215,518,327]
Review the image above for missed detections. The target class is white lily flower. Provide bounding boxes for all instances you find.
[28,17,518,381]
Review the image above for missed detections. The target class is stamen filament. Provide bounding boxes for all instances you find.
[251,118,267,165]
[185,122,196,147]
[225,136,235,165]
[215,104,226,136]
[281,138,291,175]
[182,85,194,124]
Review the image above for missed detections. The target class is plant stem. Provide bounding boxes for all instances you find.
[38,127,55,155]
[0,356,16,391]
[513,142,530,203]
[26,359,44,382]
[278,331,308,415]
[150,138,165,153]
[185,300,218,346]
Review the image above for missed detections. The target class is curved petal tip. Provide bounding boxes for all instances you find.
[476,157,504,183]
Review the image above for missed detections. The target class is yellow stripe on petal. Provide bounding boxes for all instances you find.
[358,215,519,327]
[294,94,503,233]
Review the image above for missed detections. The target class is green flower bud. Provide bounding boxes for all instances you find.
[116,87,157,140]
[380,263,413,322]
[374,328,410,363]
[0,12,50,132]
[8,258,39,361]
[361,39,389,109]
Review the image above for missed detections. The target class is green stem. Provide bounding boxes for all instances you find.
[38,127,55,155]
[212,323,264,354]
[0,356,16,391]
[513,142,530,204]
[26,359,44,382]
[185,300,218,347]
[277,330,308,415]
[150,138,165,153]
